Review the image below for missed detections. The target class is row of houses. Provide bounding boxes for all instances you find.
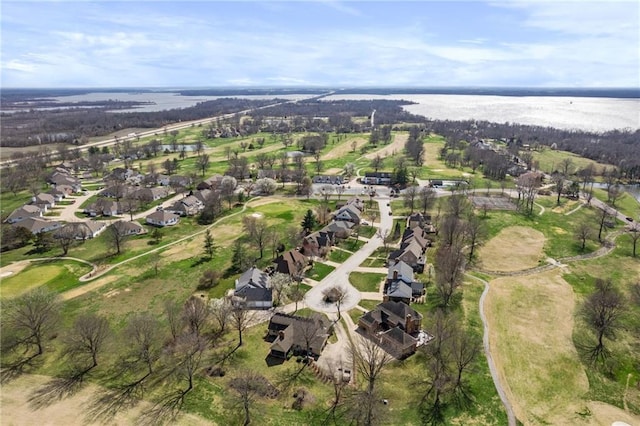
[302,197,365,257]
[355,213,437,359]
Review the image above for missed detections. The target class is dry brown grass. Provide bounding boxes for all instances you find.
[0,374,207,426]
[478,226,545,272]
[363,133,408,160]
[322,137,367,160]
[485,269,589,425]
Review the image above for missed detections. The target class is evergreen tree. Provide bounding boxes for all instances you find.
[203,229,215,260]
[301,209,316,235]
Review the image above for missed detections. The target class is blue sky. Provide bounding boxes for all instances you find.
[1,1,638,88]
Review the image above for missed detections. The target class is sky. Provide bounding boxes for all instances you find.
[1,0,639,88]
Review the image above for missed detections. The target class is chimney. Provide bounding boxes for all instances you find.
[405,314,413,334]
[393,270,398,280]
[278,331,285,340]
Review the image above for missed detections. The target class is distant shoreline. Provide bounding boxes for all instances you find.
[2,87,639,99]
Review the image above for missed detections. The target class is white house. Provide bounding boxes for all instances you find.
[146,210,180,227]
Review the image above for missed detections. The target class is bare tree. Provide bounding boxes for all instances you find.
[348,336,392,425]
[370,155,383,172]
[270,272,291,306]
[164,299,182,341]
[182,297,210,338]
[121,313,161,381]
[607,184,623,207]
[322,286,347,319]
[64,313,110,376]
[434,242,466,309]
[628,224,640,257]
[53,225,77,255]
[231,307,253,347]
[403,185,420,213]
[198,269,221,290]
[106,221,130,255]
[209,298,232,336]
[243,215,269,259]
[196,154,210,177]
[464,214,486,261]
[445,194,470,219]
[581,279,625,362]
[596,205,613,242]
[419,186,437,215]
[229,371,266,426]
[1,288,60,360]
[575,221,594,251]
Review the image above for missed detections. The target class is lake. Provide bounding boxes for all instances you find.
[323,94,640,133]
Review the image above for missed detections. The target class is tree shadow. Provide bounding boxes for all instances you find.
[0,353,43,384]
[27,375,86,410]
[190,257,210,268]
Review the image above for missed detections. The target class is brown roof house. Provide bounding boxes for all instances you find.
[273,249,308,278]
[167,195,204,216]
[234,267,272,309]
[358,301,423,359]
[267,313,331,359]
[302,230,334,258]
[388,239,426,273]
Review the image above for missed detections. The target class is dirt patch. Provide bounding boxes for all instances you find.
[363,133,408,160]
[588,401,640,425]
[324,168,343,175]
[0,374,207,426]
[485,270,589,424]
[478,226,545,272]
[62,275,118,300]
[322,137,367,160]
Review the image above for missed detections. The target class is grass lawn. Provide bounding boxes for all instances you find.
[359,256,387,268]
[327,248,352,263]
[0,260,93,298]
[348,272,384,292]
[531,148,613,175]
[591,188,639,220]
[306,262,334,281]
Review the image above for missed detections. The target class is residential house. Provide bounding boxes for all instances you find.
[358,301,423,358]
[196,174,224,190]
[169,175,192,189]
[333,201,362,225]
[383,260,425,304]
[302,230,334,257]
[116,221,146,236]
[146,210,180,227]
[131,187,170,202]
[31,193,56,209]
[388,239,425,273]
[5,205,42,224]
[363,172,392,185]
[267,313,331,359]
[234,266,272,309]
[273,249,308,278]
[13,217,62,235]
[167,195,203,216]
[312,175,343,185]
[48,173,82,192]
[406,213,431,230]
[84,199,122,217]
[56,221,107,240]
[322,221,354,239]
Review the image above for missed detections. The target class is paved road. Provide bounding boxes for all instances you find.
[304,197,392,314]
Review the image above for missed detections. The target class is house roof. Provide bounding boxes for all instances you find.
[244,287,273,303]
[236,266,270,293]
[274,249,307,276]
[268,313,330,357]
[387,260,414,283]
[13,217,61,234]
[385,280,412,299]
[323,220,354,233]
[34,193,56,204]
[381,326,417,348]
[146,210,180,222]
[6,205,41,222]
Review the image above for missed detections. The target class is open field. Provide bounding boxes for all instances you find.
[531,148,614,175]
[477,226,546,271]
[1,261,92,298]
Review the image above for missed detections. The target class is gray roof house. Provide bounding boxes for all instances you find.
[5,205,42,224]
[146,210,180,227]
[234,266,272,309]
[13,217,62,235]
